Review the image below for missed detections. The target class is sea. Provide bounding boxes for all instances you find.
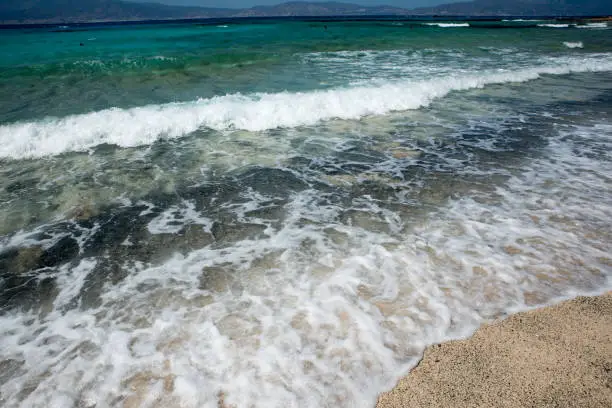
[0,17,610,408]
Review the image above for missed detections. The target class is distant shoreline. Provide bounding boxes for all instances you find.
[1,14,610,29]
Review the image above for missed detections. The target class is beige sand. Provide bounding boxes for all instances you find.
[377,293,612,408]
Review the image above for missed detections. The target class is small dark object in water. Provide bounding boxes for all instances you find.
[324,25,327,30]
[79,42,84,46]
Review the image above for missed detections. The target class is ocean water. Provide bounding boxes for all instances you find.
[0,18,611,408]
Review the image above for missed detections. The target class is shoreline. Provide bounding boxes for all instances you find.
[376,293,612,408]
[1,15,610,28]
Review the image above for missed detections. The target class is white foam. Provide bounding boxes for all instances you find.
[577,22,608,29]
[426,23,470,27]
[300,48,469,84]
[1,55,612,160]
[149,55,176,61]
[563,41,584,49]
[0,219,97,258]
[0,119,611,407]
[147,201,213,234]
[502,19,544,22]
[538,24,571,28]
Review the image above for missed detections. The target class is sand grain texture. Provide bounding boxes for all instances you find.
[377,293,612,408]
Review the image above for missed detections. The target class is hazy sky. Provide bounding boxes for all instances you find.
[127,0,462,9]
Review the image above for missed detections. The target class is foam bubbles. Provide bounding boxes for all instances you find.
[538,24,571,28]
[1,118,610,408]
[147,201,213,235]
[577,22,608,29]
[425,23,470,28]
[563,41,584,49]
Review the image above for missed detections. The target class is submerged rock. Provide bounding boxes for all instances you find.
[502,245,523,256]
[0,359,24,386]
[40,236,80,267]
[199,264,233,293]
[15,246,44,273]
[0,245,44,274]
[0,275,58,314]
[390,148,420,159]
[71,203,97,221]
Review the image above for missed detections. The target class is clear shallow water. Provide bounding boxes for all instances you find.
[0,18,611,408]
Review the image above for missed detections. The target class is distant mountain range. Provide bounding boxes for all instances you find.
[230,2,408,18]
[0,0,231,24]
[1,0,610,25]
[412,0,612,17]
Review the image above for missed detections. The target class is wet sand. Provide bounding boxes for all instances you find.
[377,293,612,408]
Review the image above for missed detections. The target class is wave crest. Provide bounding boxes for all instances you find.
[1,57,612,160]
[425,23,470,28]
[538,24,571,28]
[563,41,584,49]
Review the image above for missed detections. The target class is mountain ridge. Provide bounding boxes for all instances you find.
[411,0,612,17]
[1,0,610,25]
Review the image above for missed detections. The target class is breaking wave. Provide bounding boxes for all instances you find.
[425,23,470,28]
[577,22,608,29]
[1,56,612,160]
[538,24,571,28]
[563,41,584,49]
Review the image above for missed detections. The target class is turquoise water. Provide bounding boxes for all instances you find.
[2,20,611,122]
[0,19,611,408]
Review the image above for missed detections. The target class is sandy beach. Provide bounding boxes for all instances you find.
[377,293,612,408]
